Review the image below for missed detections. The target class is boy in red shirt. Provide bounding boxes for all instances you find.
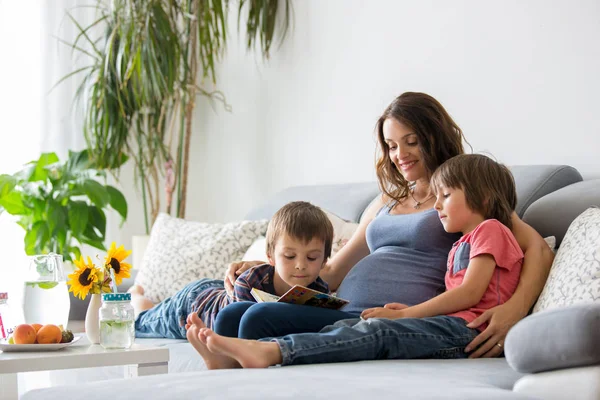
[187,154,524,368]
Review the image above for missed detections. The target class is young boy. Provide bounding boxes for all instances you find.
[186,154,525,367]
[135,201,333,339]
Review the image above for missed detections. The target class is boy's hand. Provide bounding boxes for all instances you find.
[361,307,405,320]
[383,302,409,311]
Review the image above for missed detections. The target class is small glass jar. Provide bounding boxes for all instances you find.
[99,293,135,349]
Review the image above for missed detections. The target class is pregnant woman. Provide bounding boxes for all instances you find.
[218,92,554,358]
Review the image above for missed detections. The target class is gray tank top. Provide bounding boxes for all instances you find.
[336,201,461,314]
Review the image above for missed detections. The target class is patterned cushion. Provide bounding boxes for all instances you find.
[135,213,268,303]
[533,207,600,313]
[326,211,359,257]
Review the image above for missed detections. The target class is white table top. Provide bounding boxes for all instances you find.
[0,336,169,374]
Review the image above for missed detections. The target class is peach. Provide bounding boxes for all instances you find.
[36,324,63,344]
[13,324,36,344]
[31,323,43,334]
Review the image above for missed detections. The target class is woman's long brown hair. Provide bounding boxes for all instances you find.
[375,92,467,203]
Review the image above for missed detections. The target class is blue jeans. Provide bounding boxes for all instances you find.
[265,316,478,366]
[135,278,224,339]
[214,301,358,339]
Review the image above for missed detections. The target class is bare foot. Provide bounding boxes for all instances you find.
[128,285,155,317]
[186,313,239,370]
[203,329,283,368]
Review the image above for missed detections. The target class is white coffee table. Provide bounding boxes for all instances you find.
[0,336,169,400]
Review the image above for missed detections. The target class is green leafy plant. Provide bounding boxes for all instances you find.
[59,0,292,233]
[0,150,127,261]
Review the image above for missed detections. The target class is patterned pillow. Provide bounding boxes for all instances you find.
[326,211,359,257]
[533,207,600,313]
[135,213,268,303]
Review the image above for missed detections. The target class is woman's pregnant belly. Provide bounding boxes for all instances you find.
[336,246,448,314]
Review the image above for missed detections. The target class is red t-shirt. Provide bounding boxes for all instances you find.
[445,219,524,330]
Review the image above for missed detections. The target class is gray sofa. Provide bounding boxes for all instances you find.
[25,164,600,400]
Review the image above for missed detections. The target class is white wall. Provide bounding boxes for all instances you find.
[115,0,600,247]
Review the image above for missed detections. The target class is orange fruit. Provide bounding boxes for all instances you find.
[36,324,63,344]
[31,323,43,334]
[13,324,37,344]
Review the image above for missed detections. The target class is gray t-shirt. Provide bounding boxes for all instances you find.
[336,202,460,314]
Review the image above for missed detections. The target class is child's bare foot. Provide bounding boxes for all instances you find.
[128,285,155,317]
[186,313,239,370]
[203,329,283,368]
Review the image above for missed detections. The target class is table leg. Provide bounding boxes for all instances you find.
[0,373,18,400]
[125,361,168,378]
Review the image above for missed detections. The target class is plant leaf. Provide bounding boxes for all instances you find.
[106,185,127,222]
[81,179,110,208]
[68,200,89,237]
[0,192,27,215]
[47,202,67,236]
[88,206,106,238]
[30,153,60,182]
[0,175,16,198]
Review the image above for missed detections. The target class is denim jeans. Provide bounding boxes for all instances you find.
[214,301,359,339]
[265,315,478,366]
[135,278,224,339]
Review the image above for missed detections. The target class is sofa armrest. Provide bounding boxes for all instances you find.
[505,303,600,374]
[68,269,139,321]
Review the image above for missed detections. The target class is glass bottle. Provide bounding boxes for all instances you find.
[99,293,135,349]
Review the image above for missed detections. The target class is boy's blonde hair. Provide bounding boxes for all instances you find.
[431,154,517,229]
[266,201,334,259]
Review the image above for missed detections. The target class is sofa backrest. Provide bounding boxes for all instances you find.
[523,179,600,246]
[246,165,583,224]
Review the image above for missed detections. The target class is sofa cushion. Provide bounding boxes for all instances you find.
[505,303,600,373]
[523,179,600,246]
[533,207,600,313]
[135,213,268,303]
[22,359,526,400]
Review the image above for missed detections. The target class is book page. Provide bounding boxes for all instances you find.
[250,288,280,303]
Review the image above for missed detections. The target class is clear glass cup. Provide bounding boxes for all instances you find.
[99,293,135,349]
[21,253,70,327]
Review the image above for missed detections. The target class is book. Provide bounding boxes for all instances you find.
[251,285,349,310]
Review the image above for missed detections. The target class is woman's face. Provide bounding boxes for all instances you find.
[382,118,428,182]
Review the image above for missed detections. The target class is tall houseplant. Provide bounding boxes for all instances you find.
[61,0,292,233]
[0,150,127,262]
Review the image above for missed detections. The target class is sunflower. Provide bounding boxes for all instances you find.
[67,256,100,300]
[104,242,132,285]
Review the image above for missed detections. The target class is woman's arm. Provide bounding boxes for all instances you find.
[319,195,386,291]
[465,212,554,357]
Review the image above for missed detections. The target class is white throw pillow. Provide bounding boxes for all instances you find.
[533,207,600,313]
[544,236,556,253]
[242,236,267,261]
[135,213,268,303]
[241,211,359,263]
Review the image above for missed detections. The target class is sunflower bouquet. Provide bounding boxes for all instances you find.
[67,243,132,300]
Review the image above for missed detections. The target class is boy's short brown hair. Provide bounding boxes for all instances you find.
[266,201,334,259]
[431,154,517,229]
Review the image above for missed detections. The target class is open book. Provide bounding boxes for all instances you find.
[251,285,349,310]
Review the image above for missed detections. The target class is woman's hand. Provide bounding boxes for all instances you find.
[224,260,264,296]
[361,306,406,320]
[464,302,526,358]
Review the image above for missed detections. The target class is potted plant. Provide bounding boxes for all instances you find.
[60,0,292,233]
[0,149,127,262]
